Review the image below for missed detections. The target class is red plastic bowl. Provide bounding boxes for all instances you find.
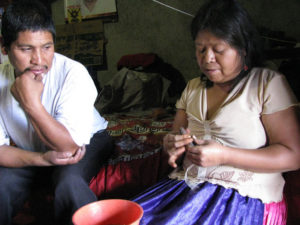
[72,199,144,225]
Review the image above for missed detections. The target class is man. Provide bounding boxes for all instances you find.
[0,0,113,224]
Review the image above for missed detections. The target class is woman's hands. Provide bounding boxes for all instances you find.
[163,131,226,168]
[163,132,193,168]
[186,139,225,167]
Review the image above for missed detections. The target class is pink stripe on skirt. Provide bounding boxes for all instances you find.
[263,197,287,225]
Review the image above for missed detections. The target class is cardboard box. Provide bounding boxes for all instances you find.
[55,19,104,67]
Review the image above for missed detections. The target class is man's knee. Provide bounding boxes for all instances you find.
[87,130,114,163]
[0,169,32,222]
[54,174,86,195]
[0,169,29,197]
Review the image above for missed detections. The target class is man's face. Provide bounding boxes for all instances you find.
[7,30,55,77]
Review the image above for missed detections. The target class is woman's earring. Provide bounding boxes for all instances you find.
[1,46,8,55]
[244,65,248,71]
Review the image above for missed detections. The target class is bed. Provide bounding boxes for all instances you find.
[89,109,174,200]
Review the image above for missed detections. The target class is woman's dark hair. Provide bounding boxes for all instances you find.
[1,0,56,49]
[191,0,264,72]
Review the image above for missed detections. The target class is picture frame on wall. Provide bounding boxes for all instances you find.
[64,0,117,23]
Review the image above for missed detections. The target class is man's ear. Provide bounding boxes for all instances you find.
[0,36,8,55]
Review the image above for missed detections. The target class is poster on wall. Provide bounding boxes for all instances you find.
[64,0,117,23]
[55,19,105,67]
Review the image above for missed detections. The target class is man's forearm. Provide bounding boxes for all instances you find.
[11,71,79,153]
[0,145,46,167]
[27,103,79,153]
[0,145,86,168]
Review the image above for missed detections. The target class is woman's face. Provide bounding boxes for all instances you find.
[195,30,243,85]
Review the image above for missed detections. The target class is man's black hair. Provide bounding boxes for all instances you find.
[1,0,56,49]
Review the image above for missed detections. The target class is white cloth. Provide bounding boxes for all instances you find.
[170,67,299,203]
[0,53,107,151]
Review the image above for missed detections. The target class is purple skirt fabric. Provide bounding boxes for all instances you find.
[132,178,264,225]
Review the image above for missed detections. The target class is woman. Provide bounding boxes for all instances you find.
[133,0,300,224]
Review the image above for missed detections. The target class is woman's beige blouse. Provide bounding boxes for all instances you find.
[170,67,299,203]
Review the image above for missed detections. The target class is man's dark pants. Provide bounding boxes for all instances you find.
[0,130,113,225]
